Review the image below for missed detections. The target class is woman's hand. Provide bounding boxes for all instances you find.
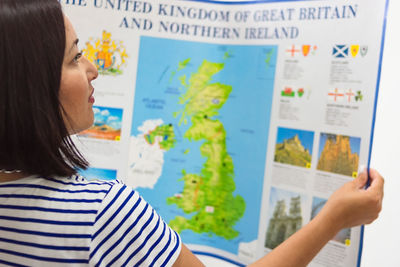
[319,168,384,232]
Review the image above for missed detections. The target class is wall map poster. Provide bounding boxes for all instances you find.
[64,0,388,266]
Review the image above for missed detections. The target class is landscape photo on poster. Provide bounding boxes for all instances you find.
[126,36,277,255]
[311,196,351,246]
[274,127,314,168]
[264,187,307,250]
[79,106,123,141]
[79,167,117,181]
[317,133,361,177]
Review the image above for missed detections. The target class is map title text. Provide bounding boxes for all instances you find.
[59,0,358,40]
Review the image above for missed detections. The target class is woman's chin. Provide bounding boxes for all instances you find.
[68,121,94,135]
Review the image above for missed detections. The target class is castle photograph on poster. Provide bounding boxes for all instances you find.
[274,127,314,168]
[317,133,361,177]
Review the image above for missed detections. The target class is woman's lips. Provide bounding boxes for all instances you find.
[89,87,95,103]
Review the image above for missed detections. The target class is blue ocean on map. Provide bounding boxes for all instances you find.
[130,36,277,256]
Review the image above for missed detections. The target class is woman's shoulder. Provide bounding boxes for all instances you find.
[0,174,135,205]
[33,174,127,191]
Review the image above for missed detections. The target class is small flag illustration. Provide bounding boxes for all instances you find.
[328,88,344,102]
[282,87,295,97]
[312,45,318,55]
[355,91,363,101]
[360,46,368,57]
[351,45,360,57]
[297,88,305,97]
[286,45,300,57]
[345,89,355,102]
[333,45,349,58]
[302,45,311,56]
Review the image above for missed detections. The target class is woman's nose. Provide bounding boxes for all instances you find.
[84,56,98,81]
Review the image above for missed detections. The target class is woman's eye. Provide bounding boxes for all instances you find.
[73,51,83,63]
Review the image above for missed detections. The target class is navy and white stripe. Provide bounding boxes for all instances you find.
[0,175,182,266]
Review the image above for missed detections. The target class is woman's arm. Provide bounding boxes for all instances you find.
[173,168,384,267]
[173,244,206,267]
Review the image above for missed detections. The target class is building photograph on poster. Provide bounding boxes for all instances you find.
[1,0,397,266]
[274,127,314,168]
[317,133,361,178]
[264,187,306,250]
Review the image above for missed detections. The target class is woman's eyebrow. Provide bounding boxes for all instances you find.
[68,38,79,55]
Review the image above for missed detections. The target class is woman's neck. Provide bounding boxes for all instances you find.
[0,172,29,182]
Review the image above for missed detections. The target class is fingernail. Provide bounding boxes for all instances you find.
[358,165,366,174]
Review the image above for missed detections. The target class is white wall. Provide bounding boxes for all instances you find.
[362,0,400,267]
[199,1,400,266]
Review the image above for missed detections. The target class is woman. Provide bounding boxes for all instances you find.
[0,0,384,266]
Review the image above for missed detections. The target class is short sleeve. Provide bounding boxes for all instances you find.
[89,183,182,267]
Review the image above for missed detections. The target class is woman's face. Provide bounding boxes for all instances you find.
[59,16,98,134]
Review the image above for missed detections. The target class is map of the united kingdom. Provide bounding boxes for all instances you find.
[126,36,277,255]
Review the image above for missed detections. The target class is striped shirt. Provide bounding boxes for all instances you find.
[0,175,181,266]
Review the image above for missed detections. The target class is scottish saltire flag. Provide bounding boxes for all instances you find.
[332,45,349,58]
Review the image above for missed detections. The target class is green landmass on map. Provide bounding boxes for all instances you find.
[265,48,275,67]
[170,58,191,83]
[223,51,232,60]
[178,58,191,70]
[145,124,176,150]
[167,59,245,240]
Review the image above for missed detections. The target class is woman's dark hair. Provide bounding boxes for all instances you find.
[0,0,88,177]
